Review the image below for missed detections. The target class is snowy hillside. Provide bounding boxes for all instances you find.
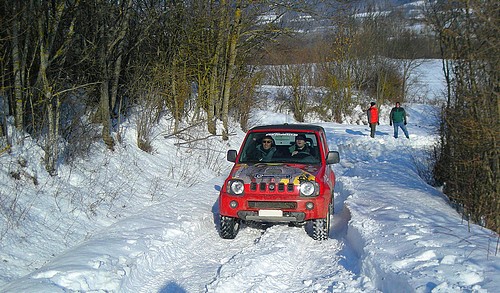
[0,61,499,292]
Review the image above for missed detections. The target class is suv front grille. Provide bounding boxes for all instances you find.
[250,182,295,192]
[248,201,297,209]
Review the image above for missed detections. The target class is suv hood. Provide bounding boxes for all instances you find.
[230,163,320,184]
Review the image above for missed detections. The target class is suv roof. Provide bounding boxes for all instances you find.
[249,124,325,132]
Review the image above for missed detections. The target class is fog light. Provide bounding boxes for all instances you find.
[306,202,314,210]
[229,200,238,208]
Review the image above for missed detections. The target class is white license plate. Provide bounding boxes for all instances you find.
[258,210,283,217]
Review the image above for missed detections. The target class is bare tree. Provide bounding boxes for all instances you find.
[35,0,80,175]
[221,3,242,140]
[10,2,24,133]
[427,0,499,233]
[93,0,134,150]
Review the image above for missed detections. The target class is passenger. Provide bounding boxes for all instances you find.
[289,134,312,157]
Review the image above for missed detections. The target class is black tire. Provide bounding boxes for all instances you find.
[219,215,240,239]
[312,200,332,241]
[329,192,335,215]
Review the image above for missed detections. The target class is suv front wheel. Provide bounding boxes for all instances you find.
[219,215,240,239]
[311,200,332,240]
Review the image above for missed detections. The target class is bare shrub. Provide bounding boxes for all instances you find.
[61,113,101,164]
[167,123,230,187]
[136,99,161,153]
[0,178,36,241]
[427,0,499,234]
[231,68,262,132]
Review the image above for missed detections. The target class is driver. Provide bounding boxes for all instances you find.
[253,135,278,161]
[289,134,312,157]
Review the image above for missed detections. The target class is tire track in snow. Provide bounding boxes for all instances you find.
[125,175,378,293]
[335,163,414,292]
[332,174,380,290]
[205,225,360,292]
[122,205,257,292]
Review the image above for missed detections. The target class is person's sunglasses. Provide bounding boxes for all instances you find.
[262,140,272,144]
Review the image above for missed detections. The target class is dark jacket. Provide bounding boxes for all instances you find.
[390,107,407,124]
[254,145,277,161]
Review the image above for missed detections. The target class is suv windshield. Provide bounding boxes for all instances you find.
[238,132,320,164]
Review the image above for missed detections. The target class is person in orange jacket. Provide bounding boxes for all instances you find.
[367,101,379,138]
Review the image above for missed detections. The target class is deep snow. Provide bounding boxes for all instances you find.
[0,60,498,292]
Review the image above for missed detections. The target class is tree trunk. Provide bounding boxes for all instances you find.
[38,13,58,175]
[0,73,7,140]
[110,0,133,123]
[207,70,218,135]
[11,2,23,133]
[172,58,180,134]
[221,5,241,141]
[99,18,115,150]
[45,99,57,175]
[206,0,229,135]
[100,79,114,150]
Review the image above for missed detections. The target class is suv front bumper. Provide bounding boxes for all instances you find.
[219,192,330,221]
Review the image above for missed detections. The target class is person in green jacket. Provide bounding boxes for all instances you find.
[389,102,409,139]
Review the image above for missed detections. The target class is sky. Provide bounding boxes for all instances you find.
[0,60,498,293]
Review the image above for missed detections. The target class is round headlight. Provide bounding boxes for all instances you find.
[230,180,244,195]
[300,181,315,196]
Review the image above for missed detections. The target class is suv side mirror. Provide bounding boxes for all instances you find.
[227,150,237,162]
[326,151,340,164]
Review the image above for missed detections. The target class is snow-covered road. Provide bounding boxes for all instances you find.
[1,104,498,292]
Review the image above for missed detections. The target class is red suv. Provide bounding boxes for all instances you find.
[218,124,340,240]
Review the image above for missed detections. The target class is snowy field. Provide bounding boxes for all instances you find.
[0,60,498,292]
